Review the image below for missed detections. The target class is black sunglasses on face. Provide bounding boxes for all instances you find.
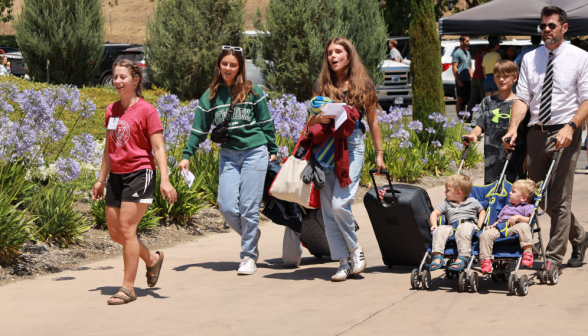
[539,23,558,31]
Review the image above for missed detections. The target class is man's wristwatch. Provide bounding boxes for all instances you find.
[567,121,577,130]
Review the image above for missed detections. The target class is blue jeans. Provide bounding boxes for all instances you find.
[218,145,268,260]
[320,129,365,260]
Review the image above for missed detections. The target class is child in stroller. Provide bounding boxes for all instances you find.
[479,179,538,274]
[429,174,486,272]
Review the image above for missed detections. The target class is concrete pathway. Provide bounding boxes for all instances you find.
[1,176,587,335]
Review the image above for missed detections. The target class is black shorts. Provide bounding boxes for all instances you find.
[105,169,156,208]
[455,80,471,101]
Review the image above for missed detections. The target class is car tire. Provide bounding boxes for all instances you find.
[101,73,113,87]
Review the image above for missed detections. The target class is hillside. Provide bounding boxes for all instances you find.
[0,0,269,44]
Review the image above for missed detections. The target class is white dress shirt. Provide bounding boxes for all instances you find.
[516,43,588,126]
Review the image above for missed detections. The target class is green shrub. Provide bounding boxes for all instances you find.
[409,0,446,143]
[31,184,90,247]
[0,159,35,204]
[89,195,163,232]
[0,191,34,264]
[90,196,106,229]
[14,0,105,86]
[145,0,244,100]
[253,0,388,100]
[153,165,210,224]
[190,150,220,206]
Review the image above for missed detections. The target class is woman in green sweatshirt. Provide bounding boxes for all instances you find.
[179,46,277,276]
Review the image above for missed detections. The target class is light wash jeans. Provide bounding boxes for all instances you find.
[218,145,268,260]
[320,129,365,261]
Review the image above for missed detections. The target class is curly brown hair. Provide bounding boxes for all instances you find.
[112,59,143,98]
[314,37,378,113]
[209,47,256,106]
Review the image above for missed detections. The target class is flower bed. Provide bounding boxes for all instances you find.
[0,76,481,263]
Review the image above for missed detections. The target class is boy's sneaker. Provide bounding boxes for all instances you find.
[237,256,257,275]
[480,259,492,274]
[331,259,353,282]
[522,251,534,268]
[350,246,366,275]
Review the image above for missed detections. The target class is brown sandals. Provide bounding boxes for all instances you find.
[146,251,164,287]
[107,287,137,305]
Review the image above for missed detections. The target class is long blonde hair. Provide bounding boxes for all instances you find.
[209,48,256,106]
[314,37,377,112]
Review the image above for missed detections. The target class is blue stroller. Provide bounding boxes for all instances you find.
[410,138,557,296]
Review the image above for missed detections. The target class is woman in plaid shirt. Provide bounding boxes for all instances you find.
[479,180,538,274]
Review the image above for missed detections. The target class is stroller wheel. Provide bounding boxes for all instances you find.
[410,269,421,289]
[537,265,548,284]
[421,269,432,290]
[458,272,468,292]
[491,262,499,282]
[445,258,455,279]
[548,265,559,285]
[518,274,529,296]
[469,272,479,293]
[507,274,517,295]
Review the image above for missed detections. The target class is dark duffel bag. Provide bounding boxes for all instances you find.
[262,160,303,233]
[364,169,433,268]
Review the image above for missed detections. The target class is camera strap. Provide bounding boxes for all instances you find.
[222,105,235,128]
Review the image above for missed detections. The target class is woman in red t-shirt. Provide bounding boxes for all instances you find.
[92,60,176,305]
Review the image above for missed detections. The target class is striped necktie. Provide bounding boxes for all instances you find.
[539,52,554,125]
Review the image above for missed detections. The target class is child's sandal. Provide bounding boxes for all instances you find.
[481,259,492,274]
[521,251,533,267]
[429,255,445,271]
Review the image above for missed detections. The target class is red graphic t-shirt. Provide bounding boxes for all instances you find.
[103,98,164,174]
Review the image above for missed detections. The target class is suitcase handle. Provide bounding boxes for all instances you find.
[369,169,397,205]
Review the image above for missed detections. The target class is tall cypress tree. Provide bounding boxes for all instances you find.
[409,0,445,143]
[14,0,104,87]
[254,0,387,101]
[146,0,244,100]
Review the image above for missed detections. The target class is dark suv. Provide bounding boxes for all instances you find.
[93,43,150,87]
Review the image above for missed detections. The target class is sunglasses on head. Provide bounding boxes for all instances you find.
[222,45,243,56]
[539,23,558,31]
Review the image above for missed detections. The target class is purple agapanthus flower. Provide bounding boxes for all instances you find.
[54,157,81,182]
[70,133,96,162]
[198,139,212,153]
[408,120,423,133]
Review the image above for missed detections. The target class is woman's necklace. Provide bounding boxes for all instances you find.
[123,97,138,113]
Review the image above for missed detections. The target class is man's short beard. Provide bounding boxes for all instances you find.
[543,34,562,46]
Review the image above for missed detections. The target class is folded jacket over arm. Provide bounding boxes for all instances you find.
[299,105,360,187]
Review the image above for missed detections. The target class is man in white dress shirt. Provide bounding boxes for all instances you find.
[503,6,588,277]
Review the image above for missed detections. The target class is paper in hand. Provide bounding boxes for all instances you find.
[320,103,348,131]
[181,169,195,188]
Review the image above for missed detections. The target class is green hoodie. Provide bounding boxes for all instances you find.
[182,82,278,160]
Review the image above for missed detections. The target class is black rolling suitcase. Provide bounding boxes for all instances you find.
[363,169,433,268]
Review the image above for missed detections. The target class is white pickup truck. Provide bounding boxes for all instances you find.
[377,59,412,108]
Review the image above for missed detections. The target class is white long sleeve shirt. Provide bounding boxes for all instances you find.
[516,42,588,126]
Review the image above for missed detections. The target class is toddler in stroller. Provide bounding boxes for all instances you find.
[479,179,538,274]
[429,174,486,272]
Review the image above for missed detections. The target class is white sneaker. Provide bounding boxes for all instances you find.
[350,246,366,275]
[331,259,353,282]
[237,256,257,275]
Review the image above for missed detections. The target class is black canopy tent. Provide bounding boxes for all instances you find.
[439,0,588,36]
